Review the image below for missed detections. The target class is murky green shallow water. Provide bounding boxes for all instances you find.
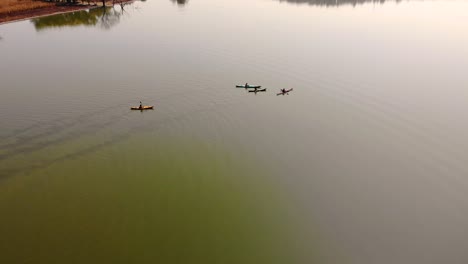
[0,134,298,263]
[2,0,468,263]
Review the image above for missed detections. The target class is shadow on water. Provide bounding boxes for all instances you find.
[276,0,406,7]
[31,6,123,31]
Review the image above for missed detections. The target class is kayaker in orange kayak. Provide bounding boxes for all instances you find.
[131,102,153,110]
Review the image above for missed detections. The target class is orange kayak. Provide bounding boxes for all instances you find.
[131,106,154,110]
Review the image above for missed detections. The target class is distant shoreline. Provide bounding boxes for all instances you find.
[0,1,132,25]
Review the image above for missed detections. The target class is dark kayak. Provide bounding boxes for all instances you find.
[236,85,261,89]
[277,88,293,95]
[131,106,154,110]
[248,88,267,92]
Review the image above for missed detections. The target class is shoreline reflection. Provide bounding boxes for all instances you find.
[31,7,123,31]
[276,0,406,7]
[171,0,189,6]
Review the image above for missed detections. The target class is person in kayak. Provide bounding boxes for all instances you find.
[139,101,142,109]
[281,88,286,94]
[245,82,249,88]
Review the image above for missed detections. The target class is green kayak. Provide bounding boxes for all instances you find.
[236,85,261,89]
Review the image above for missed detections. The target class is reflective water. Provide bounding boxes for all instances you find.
[1,0,468,263]
[277,0,407,7]
[32,7,122,31]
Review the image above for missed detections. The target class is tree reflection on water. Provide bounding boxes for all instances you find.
[31,7,122,31]
[171,0,189,6]
[277,0,404,7]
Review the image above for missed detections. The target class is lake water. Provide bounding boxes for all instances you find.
[1,0,468,263]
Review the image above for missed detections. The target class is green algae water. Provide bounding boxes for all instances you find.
[0,133,301,263]
[2,0,468,263]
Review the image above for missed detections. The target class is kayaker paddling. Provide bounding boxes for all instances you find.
[131,102,154,110]
[277,88,293,96]
[236,84,261,88]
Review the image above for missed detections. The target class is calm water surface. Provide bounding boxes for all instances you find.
[1,0,468,263]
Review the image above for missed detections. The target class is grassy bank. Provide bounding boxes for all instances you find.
[0,0,53,16]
